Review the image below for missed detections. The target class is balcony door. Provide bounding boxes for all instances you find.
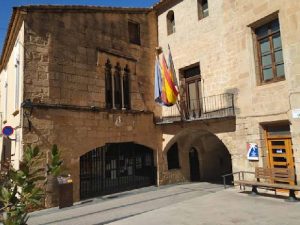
[183,65,202,118]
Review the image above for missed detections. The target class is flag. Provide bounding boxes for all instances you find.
[154,47,179,107]
[154,57,162,104]
[154,56,168,105]
[168,44,178,88]
[161,53,178,106]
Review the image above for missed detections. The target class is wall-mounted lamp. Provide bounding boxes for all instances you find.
[21,99,33,131]
[21,99,33,114]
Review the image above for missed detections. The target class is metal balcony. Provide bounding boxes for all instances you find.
[155,93,235,124]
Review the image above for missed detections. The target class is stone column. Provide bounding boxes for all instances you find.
[121,67,125,110]
[111,66,116,109]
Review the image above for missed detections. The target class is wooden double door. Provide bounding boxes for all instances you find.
[265,124,295,185]
[267,137,294,185]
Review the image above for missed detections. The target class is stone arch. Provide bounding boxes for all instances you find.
[79,142,156,199]
[162,128,232,184]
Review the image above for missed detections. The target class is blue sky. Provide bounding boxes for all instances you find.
[0,0,159,54]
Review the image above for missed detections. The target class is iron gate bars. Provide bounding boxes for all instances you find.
[80,142,155,199]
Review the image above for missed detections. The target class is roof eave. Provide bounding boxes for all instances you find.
[152,0,173,10]
[17,5,152,14]
[0,8,25,72]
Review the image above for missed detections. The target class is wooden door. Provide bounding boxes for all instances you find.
[189,148,200,182]
[267,138,294,185]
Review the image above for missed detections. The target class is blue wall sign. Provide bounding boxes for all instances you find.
[247,143,259,161]
[2,126,14,137]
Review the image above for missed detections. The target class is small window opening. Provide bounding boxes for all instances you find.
[167,10,176,35]
[198,0,209,20]
[128,21,141,45]
[167,143,180,170]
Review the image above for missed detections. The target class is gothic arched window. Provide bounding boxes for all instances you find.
[105,59,112,109]
[114,63,122,109]
[104,60,131,110]
[123,65,130,110]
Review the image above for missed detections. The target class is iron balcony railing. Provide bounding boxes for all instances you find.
[155,93,235,124]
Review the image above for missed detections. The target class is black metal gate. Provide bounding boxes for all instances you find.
[80,142,156,199]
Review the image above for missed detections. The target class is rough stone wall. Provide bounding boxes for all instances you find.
[22,9,160,205]
[23,109,161,203]
[24,10,158,111]
[157,0,300,183]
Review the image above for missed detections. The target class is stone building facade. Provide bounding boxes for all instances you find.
[0,5,161,205]
[0,0,300,207]
[155,0,300,186]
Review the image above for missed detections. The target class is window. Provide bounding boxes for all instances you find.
[264,124,290,137]
[255,19,285,83]
[3,68,8,121]
[105,59,131,110]
[198,0,209,20]
[114,63,122,109]
[128,21,141,45]
[123,65,130,109]
[14,42,20,111]
[182,65,202,118]
[167,10,175,35]
[105,60,112,109]
[167,143,180,170]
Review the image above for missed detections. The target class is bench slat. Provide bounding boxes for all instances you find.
[234,180,300,191]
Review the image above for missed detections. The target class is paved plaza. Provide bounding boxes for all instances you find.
[28,183,300,225]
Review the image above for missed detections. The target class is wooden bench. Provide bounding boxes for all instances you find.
[234,167,300,201]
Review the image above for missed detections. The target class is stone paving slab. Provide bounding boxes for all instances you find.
[28,183,300,225]
[108,188,300,225]
[28,183,224,225]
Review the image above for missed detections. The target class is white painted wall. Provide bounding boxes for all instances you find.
[0,22,25,169]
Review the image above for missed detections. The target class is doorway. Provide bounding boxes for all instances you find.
[1,138,11,163]
[181,64,202,119]
[189,147,200,181]
[80,142,156,199]
[265,124,295,185]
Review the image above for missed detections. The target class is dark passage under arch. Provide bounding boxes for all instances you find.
[189,147,200,182]
[167,143,180,170]
[80,142,155,199]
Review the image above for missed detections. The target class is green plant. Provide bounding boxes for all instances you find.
[0,145,62,225]
[47,144,63,177]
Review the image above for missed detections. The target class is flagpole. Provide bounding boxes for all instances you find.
[167,44,185,120]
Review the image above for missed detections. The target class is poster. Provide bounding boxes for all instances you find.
[247,143,259,161]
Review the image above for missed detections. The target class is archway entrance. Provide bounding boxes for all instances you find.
[189,148,200,181]
[80,142,155,199]
[164,128,232,184]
